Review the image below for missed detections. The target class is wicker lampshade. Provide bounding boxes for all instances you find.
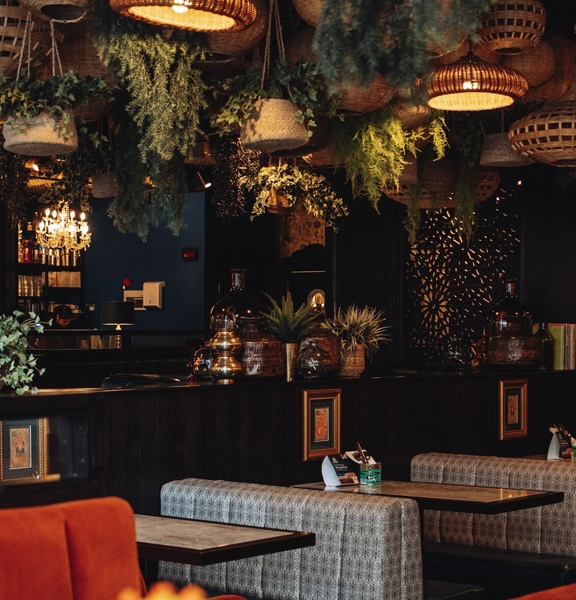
[426,51,528,111]
[109,0,257,31]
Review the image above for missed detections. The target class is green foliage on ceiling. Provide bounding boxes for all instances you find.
[91,0,208,164]
[106,104,187,241]
[0,147,30,230]
[314,0,496,91]
[331,106,447,209]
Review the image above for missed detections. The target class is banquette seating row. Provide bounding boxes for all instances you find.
[410,453,576,599]
[159,477,486,600]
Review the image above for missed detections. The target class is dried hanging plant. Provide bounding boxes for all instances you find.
[211,135,260,223]
[0,143,31,229]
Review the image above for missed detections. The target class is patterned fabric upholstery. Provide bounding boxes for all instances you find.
[159,478,424,600]
[410,453,576,556]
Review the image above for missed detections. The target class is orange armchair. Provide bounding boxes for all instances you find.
[0,496,246,600]
[512,584,576,599]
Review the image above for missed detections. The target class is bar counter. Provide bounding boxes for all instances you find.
[2,368,576,514]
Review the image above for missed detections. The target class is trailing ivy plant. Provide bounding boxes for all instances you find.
[211,58,334,138]
[331,106,447,209]
[91,0,208,164]
[314,0,496,92]
[239,162,348,229]
[0,71,112,139]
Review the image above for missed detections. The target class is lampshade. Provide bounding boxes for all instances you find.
[426,52,528,111]
[109,0,257,31]
[102,301,135,326]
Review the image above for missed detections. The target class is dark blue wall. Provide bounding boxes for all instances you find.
[83,193,205,331]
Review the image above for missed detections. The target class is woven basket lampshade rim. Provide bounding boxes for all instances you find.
[427,52,529,111]
[20,0,89,23]
[109,0,257,31]
[509,99,576,167]
[206,0,266,56]
[479,0,546,54]
[501,38,555,88]
[292,0,322,27]
[3,111,79,156]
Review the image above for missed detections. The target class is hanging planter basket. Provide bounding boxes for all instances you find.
[240,98,309,153]
[478,0,546,54]
[91,171,118,198]
[20,0,89,23]
[3,110,78,156]
[266,187,293,215]
[509,99,576,167]
[480,132,532,167]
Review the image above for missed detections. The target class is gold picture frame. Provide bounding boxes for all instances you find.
[0,418,46,482]
[499,379,528,440]
[302,388,341,461]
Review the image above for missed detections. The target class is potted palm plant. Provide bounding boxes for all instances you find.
[261,292,321,381]
[0,71,112,156]
[322,305,390,376]
[0,310,46,394]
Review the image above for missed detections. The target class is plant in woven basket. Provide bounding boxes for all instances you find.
[211,57,332,139]
[239,161,348,228]
[322,304,390,358]
[0,71,112,140]
[261,292,321,343]
[0,310,46,395]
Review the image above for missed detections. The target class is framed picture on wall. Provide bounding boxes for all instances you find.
[0,418,45,482]
[499,379,528,440]
[302,388,341,461]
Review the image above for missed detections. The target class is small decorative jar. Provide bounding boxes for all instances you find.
[297,339,331,379]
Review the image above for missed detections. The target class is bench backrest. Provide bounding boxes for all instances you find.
[160,478,423,600]
[410,453,576,556]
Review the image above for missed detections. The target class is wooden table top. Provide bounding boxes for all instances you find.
[292,480,564,514]
[134,514,316,566]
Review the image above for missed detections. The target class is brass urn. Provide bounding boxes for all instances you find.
[208,308,244,384]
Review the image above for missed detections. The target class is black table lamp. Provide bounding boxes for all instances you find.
[102,301,135,349]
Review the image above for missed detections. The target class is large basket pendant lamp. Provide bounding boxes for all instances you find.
[109,0,257,31]
[426,51,528,111]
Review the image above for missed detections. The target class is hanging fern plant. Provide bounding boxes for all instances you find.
[0,145,30,230]
[91,0,208,164]
[331,106,447,210]
[314,0,496,92]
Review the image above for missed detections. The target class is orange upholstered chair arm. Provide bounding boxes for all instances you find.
[512,584,576,599]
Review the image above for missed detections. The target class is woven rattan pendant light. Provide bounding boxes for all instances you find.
[426,50,528,111]
[109,0,257,31]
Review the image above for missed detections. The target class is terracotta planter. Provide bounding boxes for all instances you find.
[339,346,365,377]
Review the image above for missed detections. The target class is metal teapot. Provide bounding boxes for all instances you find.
[208,307,244,384]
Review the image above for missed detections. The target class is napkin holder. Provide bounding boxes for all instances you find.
[322,449,376,487]
[547,427,572,460]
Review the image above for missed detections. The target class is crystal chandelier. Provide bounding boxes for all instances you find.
[36,202,91,252]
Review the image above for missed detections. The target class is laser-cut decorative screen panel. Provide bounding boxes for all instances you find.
[404,193,522,366]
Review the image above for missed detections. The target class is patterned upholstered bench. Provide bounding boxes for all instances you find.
[410,453,576,599]
[159,478,485,600]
